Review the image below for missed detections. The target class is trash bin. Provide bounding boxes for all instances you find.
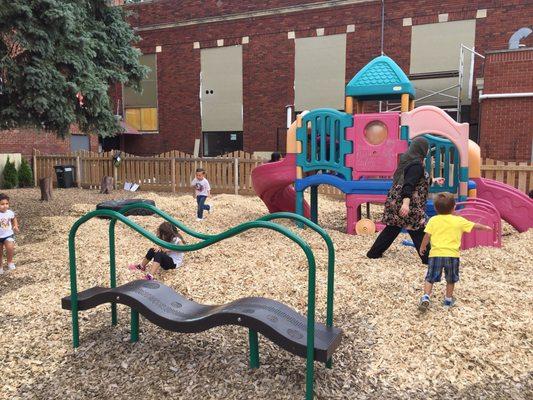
[54,165,75,188]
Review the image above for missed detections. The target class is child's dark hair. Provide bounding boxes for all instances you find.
[0,193,9,202]
[433,192,456,215]
[157,222,186,244]
[196,168,205,174]
[529,190,533,199]
[270,152,282,162]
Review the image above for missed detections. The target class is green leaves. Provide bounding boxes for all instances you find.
[0,0,148,137]
[2,157,18,189]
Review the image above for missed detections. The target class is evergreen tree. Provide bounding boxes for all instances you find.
[0,0,147,137]
[18,158,33,187]
[2,157,18,189]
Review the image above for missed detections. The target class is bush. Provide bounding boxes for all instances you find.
[2,157,18,189]
[18,158,33,187]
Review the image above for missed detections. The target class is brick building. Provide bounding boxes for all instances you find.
[478,48,533,161]
[3,0,532,161]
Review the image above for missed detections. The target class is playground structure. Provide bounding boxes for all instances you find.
[252,56,533,248]
[62,203,341,400]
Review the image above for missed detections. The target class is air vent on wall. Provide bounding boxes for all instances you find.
[508,27,532,50]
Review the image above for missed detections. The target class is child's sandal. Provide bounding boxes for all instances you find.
[128,263,146,272]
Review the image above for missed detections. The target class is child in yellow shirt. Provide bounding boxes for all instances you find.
[418,192,492,310]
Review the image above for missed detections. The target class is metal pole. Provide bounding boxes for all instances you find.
[286,105,293,128]
[248,329,259,369]
[380,0,385,55]
[457,44,465,122]
[109,220,118,326]
[130,309,139,342]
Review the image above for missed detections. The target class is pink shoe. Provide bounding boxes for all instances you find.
[142,273,155,280]
[128,263,146,272]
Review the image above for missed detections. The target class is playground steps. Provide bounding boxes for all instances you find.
[62,280,342,362]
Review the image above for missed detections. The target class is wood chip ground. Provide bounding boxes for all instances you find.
[0,189,531,399]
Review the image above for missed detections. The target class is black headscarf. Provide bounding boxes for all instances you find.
[392,136,429,186]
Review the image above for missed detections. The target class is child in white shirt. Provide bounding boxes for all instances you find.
[191,168,213,221]
[128,222,185,281]
[0,193,19,274]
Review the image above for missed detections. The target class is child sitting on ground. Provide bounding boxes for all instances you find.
[418,192,492,311]
[191,168,213,221]
[128,222,185,281]
[0,193,19,274]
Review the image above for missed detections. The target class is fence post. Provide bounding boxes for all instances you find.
[113,164,118,190]
[171,158,176,193]
[234,158,239,195]
[75,156,81,188]
[32,150,38,187]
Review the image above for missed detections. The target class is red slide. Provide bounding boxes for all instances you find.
[252,154,310,217]
[473,177,533,233]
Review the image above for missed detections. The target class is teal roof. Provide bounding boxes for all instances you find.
[346,55,415,100]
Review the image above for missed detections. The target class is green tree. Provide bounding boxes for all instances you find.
[2,157,18,189]
[0,0,147,137]
[18,158,33,187]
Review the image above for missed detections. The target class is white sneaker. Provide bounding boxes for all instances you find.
[208,205,214,214]
[0,268,4,275]
[196,218,203,221]
[7,263,15,271]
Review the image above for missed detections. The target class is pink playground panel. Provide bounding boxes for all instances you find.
[401,106,470,198]
[346,194,387,234]
[345,113,407,180]
[456,198,502,250]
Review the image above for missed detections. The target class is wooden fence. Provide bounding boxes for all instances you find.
[33,150,264,195]
[480,158,532,194]
[32,150,532,195]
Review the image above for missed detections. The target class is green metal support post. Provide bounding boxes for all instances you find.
[109,220,118,326]
[248,329,259,369]
[310,186,318,224]
[130,309,139,343]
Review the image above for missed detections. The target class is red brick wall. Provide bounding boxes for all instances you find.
[4,1,533,156]
[479,49,533,162]
[0,129,98,158]
[116,0,532,156]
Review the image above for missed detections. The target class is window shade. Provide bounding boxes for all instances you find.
[294,34,346,111]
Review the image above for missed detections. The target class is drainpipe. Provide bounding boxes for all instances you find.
[479,91,533,100]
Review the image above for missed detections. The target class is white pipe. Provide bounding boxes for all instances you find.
[286,105,293,128]
[479,91,533,100]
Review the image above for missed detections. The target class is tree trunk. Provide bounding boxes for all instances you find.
[39,177,53,201]
[100,176,114,194]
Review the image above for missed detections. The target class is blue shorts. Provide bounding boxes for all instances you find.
[0,235,14,244]
[425,257,460,284]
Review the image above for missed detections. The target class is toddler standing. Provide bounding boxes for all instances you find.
[0,193,19,274]
[418,192,492,310]
[191,168,213,221]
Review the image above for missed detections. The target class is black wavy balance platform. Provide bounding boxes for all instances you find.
[96,199,156,218]
[61,280,341,362]
[64,203,342,400]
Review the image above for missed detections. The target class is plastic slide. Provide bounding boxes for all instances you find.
[252,154,310,217]
[472,177,533,233]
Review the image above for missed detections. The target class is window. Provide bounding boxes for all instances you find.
[410,20,476,106]
[294,34,346,111]
[123,54,158,131]
[70,135,90,152]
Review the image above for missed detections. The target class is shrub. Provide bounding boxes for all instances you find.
[18,158,34,187]
[2,157,18,189]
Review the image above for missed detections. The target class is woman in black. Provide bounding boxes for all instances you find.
[367,136,437,264]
